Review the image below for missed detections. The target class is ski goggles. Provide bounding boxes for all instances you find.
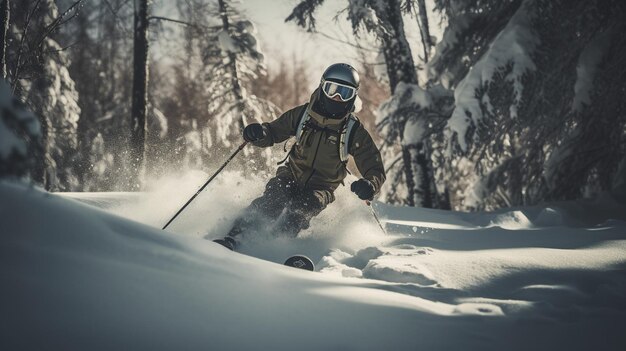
[321,80,358,102]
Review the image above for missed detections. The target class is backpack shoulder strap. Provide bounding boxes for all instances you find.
[277,103,309,166]
[295,103,310,145]
[339,114,360,163]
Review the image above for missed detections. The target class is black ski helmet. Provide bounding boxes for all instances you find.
[321,63,360,88]
[314,63,360,119]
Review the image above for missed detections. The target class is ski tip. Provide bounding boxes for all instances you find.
[284,255,315,271]
[212,238,235,251]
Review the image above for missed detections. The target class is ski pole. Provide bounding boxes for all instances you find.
[365,200,386,234]
[162,141,249,230]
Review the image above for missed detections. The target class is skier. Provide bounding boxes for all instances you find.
[214,63,385,250]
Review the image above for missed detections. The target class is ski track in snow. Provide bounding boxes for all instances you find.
[5,172,626,350]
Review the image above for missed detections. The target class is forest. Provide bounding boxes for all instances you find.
[3,1,626,349]
[1,0,625,211]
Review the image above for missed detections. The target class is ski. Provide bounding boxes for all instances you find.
[284,255,315,271]
[213,237,314,271]
[213,237,236,251]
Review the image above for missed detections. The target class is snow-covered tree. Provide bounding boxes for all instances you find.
[187,0,279,170]
[0,78,41,179]
[8,0,82,191]
[0,0,9,79]
[376,82,453,208]
[151,0,224,173]
[430,0,626,209]
[59,0,135,191]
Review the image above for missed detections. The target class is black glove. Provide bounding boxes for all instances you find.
[243,123,265,142]
[351,178,375,200]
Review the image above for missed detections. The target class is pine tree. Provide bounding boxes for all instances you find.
[8,0,82,191]
[430,0,626,209]
[59,0,135,191]
[196,0,279,170]
[0,79,41,179]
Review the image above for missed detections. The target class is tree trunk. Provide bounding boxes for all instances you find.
[73,9,91,188]
[107,1,123,191]
[378,0,419,93]
[130,0,150,190]
[402,143,433,207]
[416,0,433,62]
[31,79,51,190]
[401,146,417,206]
[376,0,437,208]
[0,0,9,79]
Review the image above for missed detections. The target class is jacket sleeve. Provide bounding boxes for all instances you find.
[251,104,306,147]
[350,125,386,195]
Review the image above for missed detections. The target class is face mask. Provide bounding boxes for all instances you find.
[315,89,354,119]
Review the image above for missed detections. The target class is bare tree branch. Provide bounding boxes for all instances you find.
[12,0,42,93]
[316,30,378,52]
[148,15,193,27]
[36,0,86,51]
[148,15,221,30]
[102,0,133,38]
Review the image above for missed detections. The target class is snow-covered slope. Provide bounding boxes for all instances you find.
[2,174,626,350]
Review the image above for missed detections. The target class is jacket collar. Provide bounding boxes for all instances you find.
[307,88,350,126]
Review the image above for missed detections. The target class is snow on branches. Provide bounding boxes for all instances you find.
[377,82,433,146]
[0,79,41,178]
[445,0,538,153]
[430,0,626,209]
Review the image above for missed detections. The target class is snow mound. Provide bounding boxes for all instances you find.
[487,210,533,230]
[7,173,626,349]
[363,258,438,286]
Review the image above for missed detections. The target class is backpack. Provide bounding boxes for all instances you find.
[293,103,360,163]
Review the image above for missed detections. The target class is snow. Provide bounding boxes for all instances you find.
[2,172,626,350]
[151,107,169,139]
[446,0,539,152]
[572,31,612,112]
[428,14,473,88]
[376,81,433,146]
[402,118,427,145]
[348,0,382,31]
[218,30,240,53]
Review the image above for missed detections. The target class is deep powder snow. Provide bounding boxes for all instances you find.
[2,173,626,350]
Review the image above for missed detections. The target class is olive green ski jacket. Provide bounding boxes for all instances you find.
[252,93,386,196]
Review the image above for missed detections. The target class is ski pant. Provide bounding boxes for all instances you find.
[228,174,335,238]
